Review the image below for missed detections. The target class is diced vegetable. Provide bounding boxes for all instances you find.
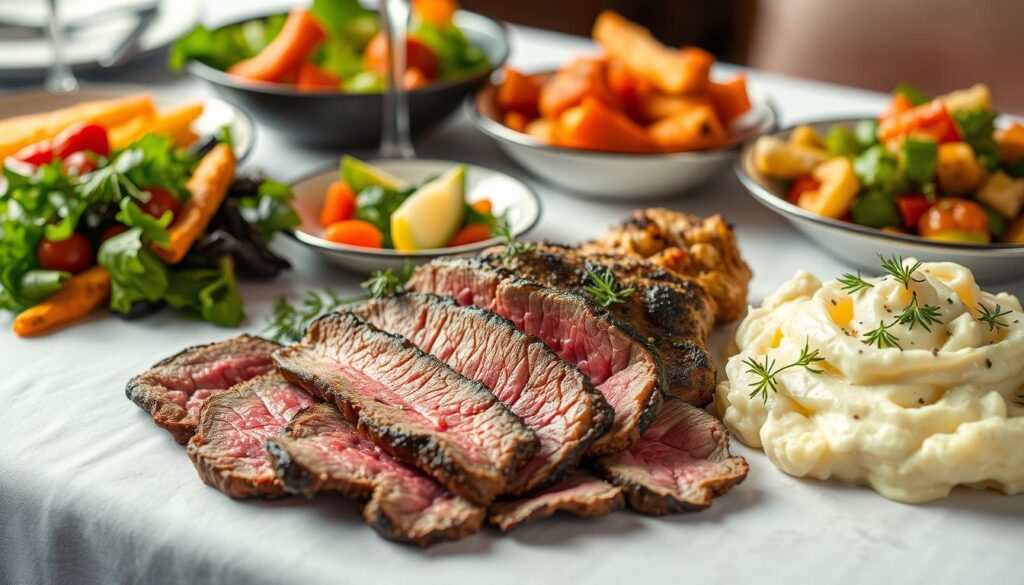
[606,59,652,120]
[895,194,931,228]
[936,142,985,195]
[320,181,357,227]
[917,198,990,244]
[324,220,383,248]
[982,205,1007,239]
[854,119,879,150]
[363,32,439,79]
[296,62,341,91]
[12,265,111,337]
[390,165,466,251]
[555,97,656,152]
[798,157,860,219]
[498,69,542,118]
[878,99,960,145]
[753,136,829,179]
[952,108,1000,171]
[825,126,861,157]
[892,83,930,106]
[470,199,492,215]
[413,0,457,26]
[525,119,555,142]
[852,191,900,228]
[647,104,726,151]
[940,84,991,114]
[448,223,492,247]
[504,112,528,133]
[708,75,751,125]
[853,145,904,193]
[1004,216,1024,243]
[900,137,938,185]
[227,8,327,83]
[975,170,1024,219]
[786,175,820,205]
[539,58,619,120]
[789,125,826,150]
[635,93,710,124]
[996,122,1024,164]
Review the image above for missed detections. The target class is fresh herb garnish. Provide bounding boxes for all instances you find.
[862,319,902,349]
[895,292,943,331]
[879,254,924,289]
[495,222,535,257]
[743,339,825,403]
[975,302,1012,331]
[838,272,874,295]
[361,264,413,299]
[582,268,635,308]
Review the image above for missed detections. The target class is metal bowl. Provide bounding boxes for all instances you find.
[468,72,777,200]
[186,10,509,148]
[736,117,1024,283]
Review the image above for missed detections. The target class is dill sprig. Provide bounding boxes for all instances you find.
[879,254,924,289]
[976,302,1012,331]
[861,319,902,349]
[582,268,635,307]
[838,271,874,295]
[895,292,943,331]
[743,339,825,403]
[494,222,536,258]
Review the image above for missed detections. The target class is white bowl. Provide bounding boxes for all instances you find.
[468,73,777,200]
[736,118,1024,283]
[289,158,541,273]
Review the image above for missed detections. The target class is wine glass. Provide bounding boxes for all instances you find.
[378,0,414,159]
[44,0,80,93]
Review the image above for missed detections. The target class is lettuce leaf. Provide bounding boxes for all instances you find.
[97,228,169,313]
[165,256,244,327]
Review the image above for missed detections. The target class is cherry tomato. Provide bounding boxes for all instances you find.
[363,32,439,80]
[917,197,990,243]
[320,181,356,228]
[100,224,129,242]
[37,233,94,273]
[62,151,99,176]
[53,123,110,159]
[139,187,180,220]
[13,139,55,166]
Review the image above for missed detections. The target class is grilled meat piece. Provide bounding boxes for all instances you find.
[187,373,317,499]
[582,209,752,323]
[478,243,716,405]
[594,398,748,515]
[488,472,624,532]
[266,403,485,546]
[408,258,663,455]
[355,293,613,494]
[127,335,279,444]
[272,312,538,505]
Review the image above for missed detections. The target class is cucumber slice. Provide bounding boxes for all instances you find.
[391,166,467,251]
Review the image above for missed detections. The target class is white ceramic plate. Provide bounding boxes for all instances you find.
[469,73,778,200]
[290,159,542,274]
[736,118,1024,283]
[0,0,200,76]
[0,83,256,162]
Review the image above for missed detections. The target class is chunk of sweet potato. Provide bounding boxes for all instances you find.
[647,104,727,151]
[709,75,751,125]
[555,97,656,152]
[498,68,542,118]
[539,58,620,120]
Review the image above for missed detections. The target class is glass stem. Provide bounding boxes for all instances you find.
[379,0,414,159]
[44,0,80,93]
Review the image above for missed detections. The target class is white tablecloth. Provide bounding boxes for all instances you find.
[1,3,1021,584]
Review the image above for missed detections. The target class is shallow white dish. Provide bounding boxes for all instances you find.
[469,72,777,200]
[289,158,542,274]
[736,118,1024,283]
[0,83,256,162]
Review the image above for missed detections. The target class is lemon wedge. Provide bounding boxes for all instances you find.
[391,166,467,251]
[340,156,407,192]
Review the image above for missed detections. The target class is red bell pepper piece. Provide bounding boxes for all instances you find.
[786,175,820,205]
[895,193,932,229]
[878,99,960,146]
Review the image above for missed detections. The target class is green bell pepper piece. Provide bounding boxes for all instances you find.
[825,126,861,157]
[900,137,938,185]
[854,119,879,150]
[852,190,901,228]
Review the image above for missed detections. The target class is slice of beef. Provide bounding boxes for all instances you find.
[593,398,748,515]
[408,258,663,455]
[354,293,613,494]
[272,312,538,505]
[479,243,716,405]
[127,335,280,444]
[186,373,317,499]
[266,403,484,546]
[488,472,623,532]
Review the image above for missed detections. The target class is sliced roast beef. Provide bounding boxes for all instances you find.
[488,472,623,532]
[594,398,748,515]
[408,258,664,455]
[266,403,484,546]
[479,244,716,405]
[127,335,279,444]
[354,293,613,494]
[272,312,538,505]
[186,373,317,499]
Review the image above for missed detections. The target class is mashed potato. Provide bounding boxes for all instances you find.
[716,260,1024,503]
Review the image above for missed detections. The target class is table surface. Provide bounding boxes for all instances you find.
[1,3,1021,584]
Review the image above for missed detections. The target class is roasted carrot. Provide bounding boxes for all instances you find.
[324,220,383,248]
[227,8,326,83]
[539,58,620,120]
[13,266,111,337]
[448,224,493,247]
[296,63,341,91]
[555,97,657,152]
[708,75,751,125]
[647,104,727,151]
[636,92,712,124]
[504,111,529,133]
[320,181,356,227]
[498,69,542,118]
[153,144,236,264]
[110,102,204,149]
[606,59,653,122]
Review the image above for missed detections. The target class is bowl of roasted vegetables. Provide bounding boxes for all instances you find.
[173,0,508,147]
[738,83,1024,281]
[289,156,540,273]
[469,10,776,199]
[1,90,299,337]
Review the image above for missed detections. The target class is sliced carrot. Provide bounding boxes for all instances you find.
[555,97,656,152]
[539,58,620,120]
[504,111,529,133]
[296,63,341,91]
[498,68,542,118]
[647,104,727,151]
[320,181,356,228]
[227,8,326,83]
[470,199,492,215]
[708,75,751,125]
[413,0,457,26]
[403,67,429,90]
[324,220,383,248]
[13,266,111,337]
[448,224,493,247]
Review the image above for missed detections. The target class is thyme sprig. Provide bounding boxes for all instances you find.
[838,271,874,295]
[895,292,943,332]
[582,268,635,307]
[494,222,536,258]
[743,339,825,403]
[879,254,924,289]
[862,319,902,349]
[976,302,1012,331]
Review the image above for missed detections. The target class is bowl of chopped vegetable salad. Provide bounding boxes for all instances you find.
[737,83,1024,282]
[172,0,508,147]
